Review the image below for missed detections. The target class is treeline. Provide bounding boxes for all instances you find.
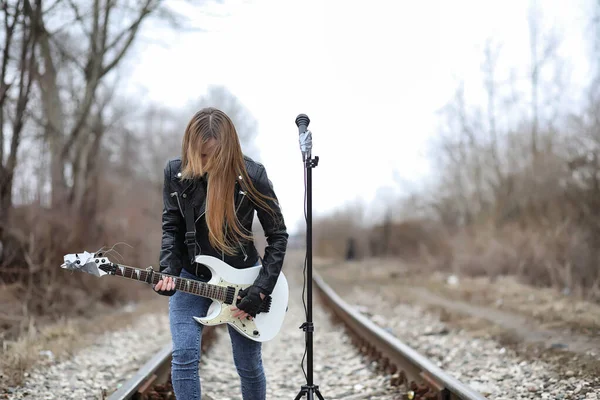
[314,2,600,301]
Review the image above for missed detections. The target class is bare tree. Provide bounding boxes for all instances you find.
[433,81,490,223]
[120,103,182,189]
[481,38,504,188]
[528,0,560,157]
[588,0,600,71]
[26,0,170,209]
[0,0,40,226]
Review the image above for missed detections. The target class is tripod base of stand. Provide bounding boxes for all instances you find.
[294,385,325,400]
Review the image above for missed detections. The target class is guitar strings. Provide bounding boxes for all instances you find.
[94,242,133,264]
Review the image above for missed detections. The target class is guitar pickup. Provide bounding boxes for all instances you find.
[224,286,236,304]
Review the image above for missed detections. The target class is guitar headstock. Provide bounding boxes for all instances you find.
[60,251,116,277]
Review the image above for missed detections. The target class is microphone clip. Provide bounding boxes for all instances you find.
[299,128,313,162]
[296,113,317,168]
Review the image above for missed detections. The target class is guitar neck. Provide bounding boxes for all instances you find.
[110,263,233,303]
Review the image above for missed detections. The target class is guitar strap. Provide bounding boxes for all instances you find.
[183,178,206,264]
[183,198,196,264]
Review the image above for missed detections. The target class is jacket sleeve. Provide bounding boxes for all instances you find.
[252,165,289,295]
[159,160,184,276]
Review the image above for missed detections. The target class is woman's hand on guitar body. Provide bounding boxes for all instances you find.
[231,285,266,320]
[154,276,176,296]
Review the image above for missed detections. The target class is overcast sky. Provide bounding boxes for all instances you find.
[123,0,592,234]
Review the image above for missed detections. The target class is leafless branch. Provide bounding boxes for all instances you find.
[101,0,155,76]
[65,0,92,37]
[47,32,86,71]
[1,0,20,168]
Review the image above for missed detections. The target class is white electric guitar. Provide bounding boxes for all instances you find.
[61,251,289,342]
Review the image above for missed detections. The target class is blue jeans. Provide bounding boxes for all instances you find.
[169,268,266,400]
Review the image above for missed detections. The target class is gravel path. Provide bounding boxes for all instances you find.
[347,286,600,400]
[3,312,171,400]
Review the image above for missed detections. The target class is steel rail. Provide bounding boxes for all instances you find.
[313,272,489,400]
[106,326,218,400]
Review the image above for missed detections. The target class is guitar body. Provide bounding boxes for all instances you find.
[191,255,289,342]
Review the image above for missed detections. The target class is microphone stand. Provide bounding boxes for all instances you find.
[294,114,324,400]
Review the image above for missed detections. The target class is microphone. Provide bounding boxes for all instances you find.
[295,114,312,161]
[295,114,310,134]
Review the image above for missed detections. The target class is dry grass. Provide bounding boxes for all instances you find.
[0,190,166,390]
[0,293,165,390]
[1,318,80,387]
[416,273,600,334]
[0,180,162,333]
[314,205,600,304]
[426,222,600,302]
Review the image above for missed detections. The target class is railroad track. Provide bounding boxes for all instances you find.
[106,272,488,400]
[105,327,218,400]
[313,273,487,400]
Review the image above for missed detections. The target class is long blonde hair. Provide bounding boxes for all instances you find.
[180,107,278,256]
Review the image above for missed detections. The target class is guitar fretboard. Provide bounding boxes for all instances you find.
[112,264,229,302]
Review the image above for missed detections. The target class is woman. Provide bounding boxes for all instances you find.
[154,107,288,400]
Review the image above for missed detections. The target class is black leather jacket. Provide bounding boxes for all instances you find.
[158,156,288,295]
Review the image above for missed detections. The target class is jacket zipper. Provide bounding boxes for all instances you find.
[236,190,248,261]
[235,190,245,213]
[170,192,185,218]
[171,191,204,222]
[222,221,226,261]
[240,243,248,262]
[195,180,207,223]
[220,189,246,262]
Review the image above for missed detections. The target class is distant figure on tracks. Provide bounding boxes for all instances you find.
[153,107,288,400]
